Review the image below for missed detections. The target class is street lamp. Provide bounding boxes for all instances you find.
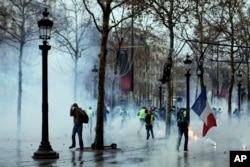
[33,8,59,159]
[237,70,243,117]
[183,54,192,122]
[92,64,98,98]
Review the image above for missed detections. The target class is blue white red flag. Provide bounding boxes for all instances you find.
[191,87,217,137]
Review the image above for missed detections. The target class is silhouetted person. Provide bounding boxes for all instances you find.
[145,108,155,140]
[159,58,172,84]
[69,103,84,151]
[176,108,189,152]
[137,106,147,135]
[120,107,130,128]
[233,108,241,121]
[104,104,110,124]
[86,106,94,135]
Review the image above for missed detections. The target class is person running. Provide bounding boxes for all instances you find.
[145,108,155,140]
[137,106,147,135]
[120,107,130,128]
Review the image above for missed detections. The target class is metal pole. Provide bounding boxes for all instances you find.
[159,84,162,110]
[33,41,59,159]
[186,70,191,122]
[94,77,97,98]
[130,2,134,92]
[238,82,241,115]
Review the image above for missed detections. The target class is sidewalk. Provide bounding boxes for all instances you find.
[0,133,236,167]
[0,120,249,167]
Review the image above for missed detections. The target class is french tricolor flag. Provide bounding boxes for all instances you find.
[191,87,217,137]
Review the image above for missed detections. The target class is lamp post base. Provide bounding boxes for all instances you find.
[33,143,59,159]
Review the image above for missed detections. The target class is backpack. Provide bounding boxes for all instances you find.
[79,109,89,124]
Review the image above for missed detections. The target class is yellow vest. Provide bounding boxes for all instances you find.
[138,109,146,119]
[87,109,94,117]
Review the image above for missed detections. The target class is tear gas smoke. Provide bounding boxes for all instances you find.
[0,41,249,163]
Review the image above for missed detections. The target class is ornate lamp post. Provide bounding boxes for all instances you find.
[33,8,59,159]
[237,70,243,116]
[183,54,192,122]
[92,65,98,98]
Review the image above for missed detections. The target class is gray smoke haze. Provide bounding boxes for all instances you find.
[0,40,249,157]
[0,40,99,139]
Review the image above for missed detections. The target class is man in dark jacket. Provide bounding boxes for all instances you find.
[69,103,84,151]
[145,108,155,140]
[176,108,189,152]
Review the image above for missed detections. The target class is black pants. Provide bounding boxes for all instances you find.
[176,126,188,151]
[145,124,154,140]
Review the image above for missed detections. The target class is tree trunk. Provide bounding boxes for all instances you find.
[17,43,23,134]
[111,77,116,109]
[73,58,78,102]
[247,53,250,117]
[227,73,233,119]
[94,5,111,150]
[199,52,205,89]
[17,45,23,134]
[165,24,174,137]
[165,78,172,137]
[228,50,235,120]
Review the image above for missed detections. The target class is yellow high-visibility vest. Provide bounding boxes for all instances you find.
[138,109,146,119]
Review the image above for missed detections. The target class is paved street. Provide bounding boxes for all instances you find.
[0,118,249,167]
